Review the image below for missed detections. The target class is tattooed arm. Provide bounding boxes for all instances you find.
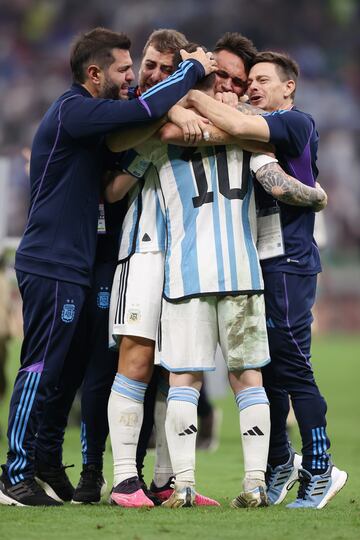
[255,162,328,211]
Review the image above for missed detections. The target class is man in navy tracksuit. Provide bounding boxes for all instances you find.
[34,196,126,504]
[0,27,214,507]
[187,51,347,509]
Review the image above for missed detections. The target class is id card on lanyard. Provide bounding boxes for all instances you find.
[97,199,106,235]
[257,206,284,260]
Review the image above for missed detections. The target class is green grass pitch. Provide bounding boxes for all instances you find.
[0,335,359,540]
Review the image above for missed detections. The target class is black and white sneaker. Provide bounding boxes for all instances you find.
[35,462,75,502]
[139,477,162,506]
[0,466,62,507]
[71,464,107,504]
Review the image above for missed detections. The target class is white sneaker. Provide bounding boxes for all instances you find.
[287,463,348,509]
[266,448,302,505]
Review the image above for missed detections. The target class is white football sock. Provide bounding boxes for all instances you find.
[165,386,199,487]
[235,387,270,482]
[108,373,147,486]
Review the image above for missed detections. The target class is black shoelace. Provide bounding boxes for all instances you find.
[295,474,311,500]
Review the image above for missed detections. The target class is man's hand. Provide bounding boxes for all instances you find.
[180,47,217,76]
[168,105,209,144]
[215,91,239,108]
[313,182,328,212]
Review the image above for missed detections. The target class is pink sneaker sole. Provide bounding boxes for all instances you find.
[111,488,154,508]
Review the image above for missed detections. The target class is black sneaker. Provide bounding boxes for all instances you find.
[71,464,107,504]
[35,462,75,502]
[0,466,62,507]
[139,476,162,506]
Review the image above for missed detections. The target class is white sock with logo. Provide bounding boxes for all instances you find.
[108,373,147,486]
[235,386,270,483]
[165,386,200,487]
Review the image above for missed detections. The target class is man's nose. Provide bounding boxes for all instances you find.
[149,68,163,84]
[221,78,233,92]
[127,69,135,82]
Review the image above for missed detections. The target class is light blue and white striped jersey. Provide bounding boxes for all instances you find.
[136,141,276,301]
[117,165,166,261]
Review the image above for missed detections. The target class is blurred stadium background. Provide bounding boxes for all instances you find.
[0,2,359,535]
[0,0,359,338]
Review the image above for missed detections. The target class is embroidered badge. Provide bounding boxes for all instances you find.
[127,309,141,324]
[97,287,110,309]
[61,300,75,323]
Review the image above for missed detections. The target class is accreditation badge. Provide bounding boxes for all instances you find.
[257,206,284,260]
[97,201,106,234]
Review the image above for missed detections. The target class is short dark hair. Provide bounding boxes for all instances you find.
[142,28,188,55]
[251,51,299,100]
[173,43,215,92]
[214,32,257,74]
[70,27,131,84]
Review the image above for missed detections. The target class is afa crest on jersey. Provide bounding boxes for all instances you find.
[61,301,75,323]
[97,288,110,309]
[127,308,141,324]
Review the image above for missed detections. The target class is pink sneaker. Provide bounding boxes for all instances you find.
[149,479,173,502]
[110,477,154,508]
[111,488,154,508]
[150,480,220,507]
[194,492,220,506]
[152,487,174,502]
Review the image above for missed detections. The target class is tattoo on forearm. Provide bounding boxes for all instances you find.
[207,130,230,144]
[256,163,324,207]
[236,102,264,116]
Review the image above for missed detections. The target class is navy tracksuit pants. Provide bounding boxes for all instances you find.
[5,271,88,484]
[262,272,330,474]
[5,263,117,485]
[35,261,118,468]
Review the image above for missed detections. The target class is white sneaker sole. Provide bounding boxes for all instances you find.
[0,489,26,507]
[317,470,348,509]
[35,477,64,503]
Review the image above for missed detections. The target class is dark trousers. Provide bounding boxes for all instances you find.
[5,272,87,484]
[262,272,330,474]
[35,262,118,468]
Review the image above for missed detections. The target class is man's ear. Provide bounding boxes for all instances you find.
[87,64,102,85]
[284,79,296,99]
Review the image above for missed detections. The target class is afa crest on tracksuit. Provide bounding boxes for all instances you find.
[97,287,110,309]
[61,301,75,323]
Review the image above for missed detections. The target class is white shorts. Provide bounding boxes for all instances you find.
[156,294,270,372]
[109,251,164,345]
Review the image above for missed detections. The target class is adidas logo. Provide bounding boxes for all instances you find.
[243,426,264,436]
[142,233,151,242]
[179,424,197,436]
